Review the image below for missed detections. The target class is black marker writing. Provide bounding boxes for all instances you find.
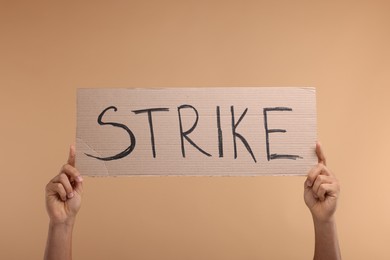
[231,106,257,163]
[263,107,303,161]
[132,108,169,158]
[178,104,211,158]
[85,106,136,161]
[216,106,223,158]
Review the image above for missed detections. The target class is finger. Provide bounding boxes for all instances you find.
[61,164,83,183]
[317,182,339,201]
[67,145,76,167]
[52,173,74,199]
[305,167,317,188]
[312,174,334,196]
[306,164,328,187]
[316,141,327,166]
[46,182,67,201]
[60,165,84,195]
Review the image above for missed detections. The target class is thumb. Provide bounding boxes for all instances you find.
[316,141,327,166]
[68,144,76,167]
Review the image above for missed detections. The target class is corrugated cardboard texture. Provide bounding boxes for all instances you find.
[76,87,316,176]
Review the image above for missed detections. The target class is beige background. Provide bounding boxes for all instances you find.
[1,1,389,259]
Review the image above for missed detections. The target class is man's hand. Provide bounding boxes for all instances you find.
[304,142,340,223]
[45,145,83,225]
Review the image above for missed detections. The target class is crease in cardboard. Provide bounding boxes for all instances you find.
[76,137,109,176]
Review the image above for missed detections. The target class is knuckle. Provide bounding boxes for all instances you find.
[45,182,51,191]
[312,175,323,186]
[62,164,71,172]
[318,184,326,192]
[317,174,326,182]
[308,167,318,179]
[64,164,77,176]
[53,183,65,194]
[61,164,68,171]
[59,173,69,183]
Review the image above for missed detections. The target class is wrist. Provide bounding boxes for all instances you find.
[313,215,336,225]
[45,218,75,260]
[49,217,76,229]
[312,216,337,234]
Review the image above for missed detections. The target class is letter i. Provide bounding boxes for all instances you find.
[217,106,223,157]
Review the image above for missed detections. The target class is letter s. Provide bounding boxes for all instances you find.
[85,106,136,161]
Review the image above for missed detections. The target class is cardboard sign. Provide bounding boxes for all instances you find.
[76,87,317,176]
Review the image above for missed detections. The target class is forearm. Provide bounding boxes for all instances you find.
[44,220,75,260]
[313,217,341,260]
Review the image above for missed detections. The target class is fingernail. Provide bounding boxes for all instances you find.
[67,192,74,198]
[306,180,312,187]
[76,176,83,182]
